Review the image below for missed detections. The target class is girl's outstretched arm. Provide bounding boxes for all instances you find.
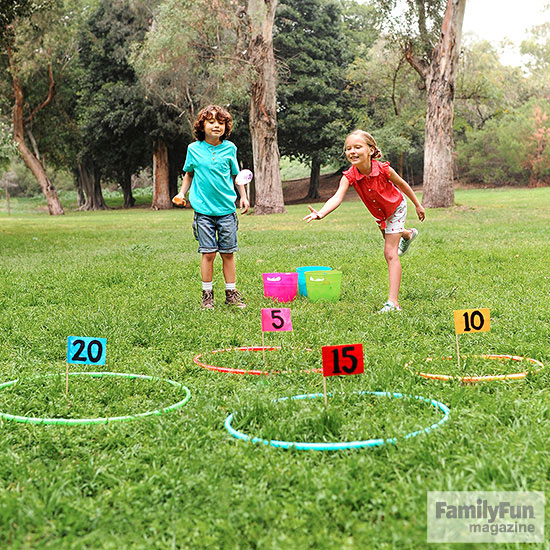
[303,175,350,222]
[388,168,425,221]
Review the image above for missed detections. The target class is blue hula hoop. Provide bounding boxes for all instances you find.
[225,390,450,451]
[0,372,191,425]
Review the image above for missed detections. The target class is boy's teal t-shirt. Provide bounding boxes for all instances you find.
[183,140,240,216]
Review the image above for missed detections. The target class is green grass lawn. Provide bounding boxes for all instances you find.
[0,188,549,549]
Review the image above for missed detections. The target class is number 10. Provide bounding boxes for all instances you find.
[453,308,490,334]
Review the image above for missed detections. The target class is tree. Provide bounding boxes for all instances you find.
[378,0,466,207]
[345,34,425,184]
[78,0,152,208]
[0,119,17,171]
[135,0,286,214]
[455,40,529,132]
[132,0,248,208]
[275,0,350,200]
[521,21,550,99]
[0,119,17,214]
[246,0,286,214]
[1,0,64,214]
[455,99,550,187]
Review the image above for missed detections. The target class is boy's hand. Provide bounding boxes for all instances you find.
[240,197,250,214]
[416,204,425,221]
[172,193,187,207]
[303,205,321,223]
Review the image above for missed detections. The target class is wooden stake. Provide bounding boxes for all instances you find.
[65,362,69,396]
[323,376,328,406]
[456,333,461,370]
[262,332,266,364]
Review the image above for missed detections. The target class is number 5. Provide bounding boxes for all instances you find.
[270,309,285,329]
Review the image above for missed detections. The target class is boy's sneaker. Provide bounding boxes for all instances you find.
[398,228,418,256]
[377,300,402,314]
[225,289,246,308]
[201,290,214,310]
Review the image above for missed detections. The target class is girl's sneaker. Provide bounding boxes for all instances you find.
[377,301,402,314]
[398,228,418,256]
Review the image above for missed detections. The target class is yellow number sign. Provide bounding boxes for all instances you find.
[453,308,490,334]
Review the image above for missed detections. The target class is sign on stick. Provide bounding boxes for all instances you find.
[261,308,293,332]
[67,336,107,365]
[322,344,364,377]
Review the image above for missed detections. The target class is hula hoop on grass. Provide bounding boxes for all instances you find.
[0,372,191,425]
[193,346,321,375]
[225,390,450,451]
[405,354,545,383]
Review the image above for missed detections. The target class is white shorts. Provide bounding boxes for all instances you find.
[382,197,407,234]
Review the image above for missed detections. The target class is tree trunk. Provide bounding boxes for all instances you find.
[120,169,135,208]
[75,168,85,207]
[307,156,321,199]
[168,142,184,199]
[405,0,466,208]
[152,138,172,209]
[247,0,286,215]
[7,43,64,215]
[397,151,404,178]
[77,162,108,210]
[422,0,465,207]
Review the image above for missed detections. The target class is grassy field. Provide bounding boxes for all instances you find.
[0,188,549,549]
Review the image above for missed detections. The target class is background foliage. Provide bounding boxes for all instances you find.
[1,0,550,198]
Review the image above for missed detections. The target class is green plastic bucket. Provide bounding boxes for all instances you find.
[304,270,342,302]
[296,266,332,296]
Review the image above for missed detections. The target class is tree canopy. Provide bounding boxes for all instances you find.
[275,0,351,198]
[1,0,550,214]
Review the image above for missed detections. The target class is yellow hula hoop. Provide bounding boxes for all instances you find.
[405,354,545,383]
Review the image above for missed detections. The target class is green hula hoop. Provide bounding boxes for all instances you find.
[0,372,191,425]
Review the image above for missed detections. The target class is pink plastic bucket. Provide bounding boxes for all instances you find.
[262,272,298,303]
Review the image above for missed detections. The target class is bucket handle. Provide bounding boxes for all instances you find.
[266,276,281,282]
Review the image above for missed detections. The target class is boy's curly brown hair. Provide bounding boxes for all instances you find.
[193,105,233,141]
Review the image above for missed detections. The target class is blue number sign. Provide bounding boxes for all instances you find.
[67,336,107,365]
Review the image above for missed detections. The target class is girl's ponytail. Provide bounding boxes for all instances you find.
[345,130,382,158]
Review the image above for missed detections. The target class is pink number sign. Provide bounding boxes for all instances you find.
[261,308,293,332]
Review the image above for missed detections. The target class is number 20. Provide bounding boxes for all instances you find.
[71,339,104,363]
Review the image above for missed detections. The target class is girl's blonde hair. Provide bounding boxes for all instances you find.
[345,130,382,159]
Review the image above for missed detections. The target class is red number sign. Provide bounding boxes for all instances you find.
[261,308,293,332]
[322,344,364,377]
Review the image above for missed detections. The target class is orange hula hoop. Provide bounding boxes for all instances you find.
[193,346,321,375]
[405,354,544,383]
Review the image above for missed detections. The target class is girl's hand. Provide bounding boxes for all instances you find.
[303,205,321,223]
[416,204,425,221]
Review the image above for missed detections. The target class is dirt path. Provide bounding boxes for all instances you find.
[282,173,357,205]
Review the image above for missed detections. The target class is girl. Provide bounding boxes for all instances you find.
[303,130,425,313]
[174,105,249,310]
